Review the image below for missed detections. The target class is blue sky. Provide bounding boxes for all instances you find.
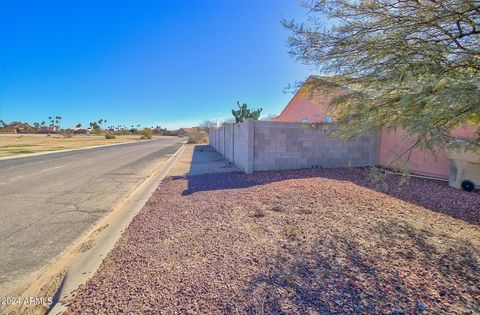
[0,1,311,129]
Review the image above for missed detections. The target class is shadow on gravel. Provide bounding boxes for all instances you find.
[180,167,480,225]
[238,221,480,314]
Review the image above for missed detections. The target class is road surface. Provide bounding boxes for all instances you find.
[0,138,184,295]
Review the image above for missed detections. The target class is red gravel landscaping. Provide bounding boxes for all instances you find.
[65,168,480,314]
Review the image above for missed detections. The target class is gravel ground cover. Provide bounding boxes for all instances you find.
[65,168,480,314]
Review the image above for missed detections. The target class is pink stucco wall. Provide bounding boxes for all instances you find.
[275,84,338,123]
[379,129,449,178]
[276,82,477,179]
[380,126,477,179]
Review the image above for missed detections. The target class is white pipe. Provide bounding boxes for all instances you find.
[381,169,449,182]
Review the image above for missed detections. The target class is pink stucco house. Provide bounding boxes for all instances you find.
[275,77,477,179]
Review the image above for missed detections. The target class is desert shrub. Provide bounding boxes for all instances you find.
[368,166,389,191]
[140,128,153,140]
[62,132,73,138]
[187,132,208,144]
[105,133,116,139]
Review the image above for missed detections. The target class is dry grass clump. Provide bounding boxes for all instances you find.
[187,132,209,144]
[139,128,153,140]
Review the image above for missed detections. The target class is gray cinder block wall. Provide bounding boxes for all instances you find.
[209,119,380,174]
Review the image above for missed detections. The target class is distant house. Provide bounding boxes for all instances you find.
[152,127,166,135]
[37,126,57,133]
[0,121,58,134]
[5,122,34,133]
[72,127,90,134]
[275,76,477,179]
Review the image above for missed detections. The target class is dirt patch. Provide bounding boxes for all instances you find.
[65,168,480,314]
[77,240,95,253]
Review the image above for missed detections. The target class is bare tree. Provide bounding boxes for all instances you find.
[198,120,218,131]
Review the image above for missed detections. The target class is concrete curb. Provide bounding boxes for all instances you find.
[4,141,187,315]
[49,142,187,314]
[0,137,177,161]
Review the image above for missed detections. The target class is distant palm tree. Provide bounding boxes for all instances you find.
[55,116,62,129]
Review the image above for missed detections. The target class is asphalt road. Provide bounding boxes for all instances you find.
[0,138,184,295]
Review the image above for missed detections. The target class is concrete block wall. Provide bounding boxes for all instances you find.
[254,121,379,171]
[209,119,380,174]
[208,129,215,149]
[231,121,253,173]
[218,125,225,157]
[224,124,234,162]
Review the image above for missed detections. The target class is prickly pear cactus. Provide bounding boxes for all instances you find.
[232,101,262,123]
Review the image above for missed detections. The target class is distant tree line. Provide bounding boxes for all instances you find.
[0,115,170,136]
